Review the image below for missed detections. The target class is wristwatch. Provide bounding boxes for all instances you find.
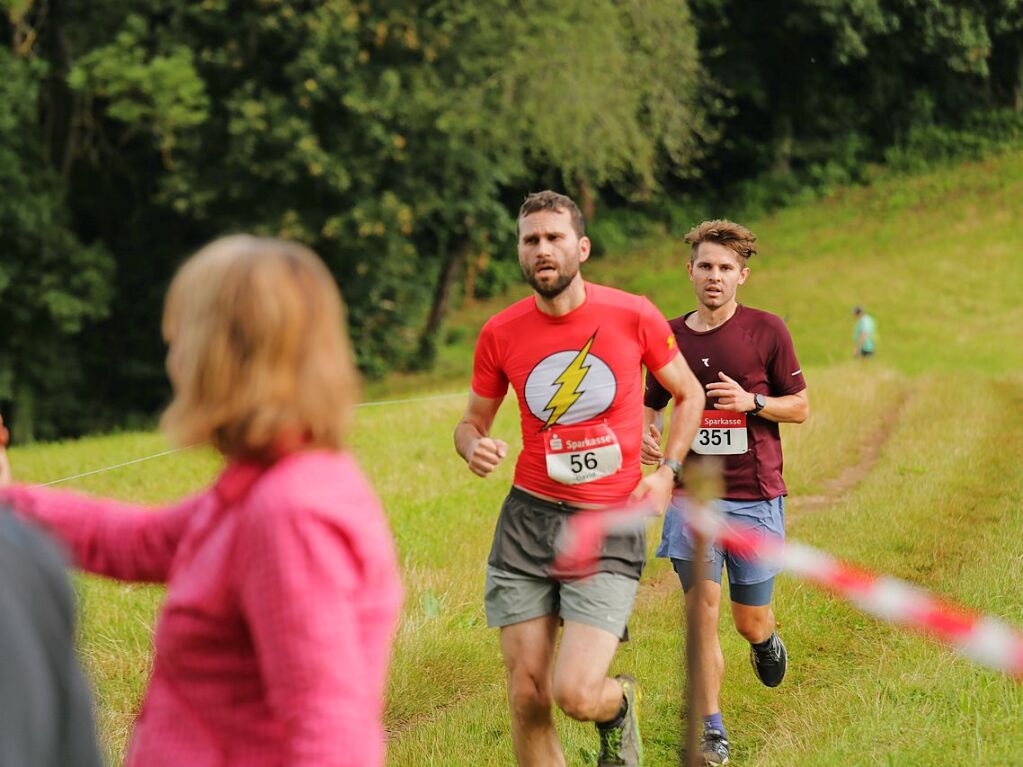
[749,393,767,416]
[658,457,683,483]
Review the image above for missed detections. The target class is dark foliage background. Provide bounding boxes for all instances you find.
[1,0,1021,439]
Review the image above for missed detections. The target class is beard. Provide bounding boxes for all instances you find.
[523,263,578,298]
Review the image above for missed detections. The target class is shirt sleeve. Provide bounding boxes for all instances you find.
[765,316,807,395]
[237,493,393,767]
[0,485,199,582]
[643,367,672,411]
[470,320,509,399]
[637,298,679,374]
[0,513,104,767]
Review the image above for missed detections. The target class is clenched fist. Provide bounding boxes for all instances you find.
[466,436,509,477]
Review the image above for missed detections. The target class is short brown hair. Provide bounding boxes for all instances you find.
[518,190,585,236]
[161,235,360,460]
[684,219,757,265]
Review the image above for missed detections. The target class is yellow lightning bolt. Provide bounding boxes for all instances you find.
[543,333,597,429]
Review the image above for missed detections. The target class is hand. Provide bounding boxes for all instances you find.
[705,372,754,413]
[0,414,10,487]
[640,423,662,465]
[629,465,675,516]
[465,436,509,478]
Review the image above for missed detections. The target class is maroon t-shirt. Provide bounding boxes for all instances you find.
[644,304,806,500]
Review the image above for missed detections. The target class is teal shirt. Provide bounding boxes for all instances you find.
[854,314,876,353]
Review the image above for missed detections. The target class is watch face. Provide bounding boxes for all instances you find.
[755,393,766,410]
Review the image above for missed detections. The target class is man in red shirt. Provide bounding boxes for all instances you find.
[455,191,704,767]
[643,220,809,765]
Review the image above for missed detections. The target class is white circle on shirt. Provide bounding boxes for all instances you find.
[524,350,617,427]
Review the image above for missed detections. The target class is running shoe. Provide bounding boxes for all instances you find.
[596,675,643,766]
[749,631,787,687]
[699,728,730,765]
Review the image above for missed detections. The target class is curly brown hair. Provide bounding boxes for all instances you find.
[684,219,757,265]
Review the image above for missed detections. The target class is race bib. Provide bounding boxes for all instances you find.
[544,422,622,485]
[692,411,748,455]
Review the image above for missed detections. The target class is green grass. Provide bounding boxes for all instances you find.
[5,152,1023,765]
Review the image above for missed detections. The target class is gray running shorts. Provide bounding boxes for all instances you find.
[484,565,639,639]
[483,487,645,639]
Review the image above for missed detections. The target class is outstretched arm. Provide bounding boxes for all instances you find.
[0,482,202,583]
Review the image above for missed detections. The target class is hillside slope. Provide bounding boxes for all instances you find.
[6,153,1023,765]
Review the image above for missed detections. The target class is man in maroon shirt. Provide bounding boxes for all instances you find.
[643,220,809,766]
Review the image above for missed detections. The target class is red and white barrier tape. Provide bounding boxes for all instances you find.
[553,495,1023,679]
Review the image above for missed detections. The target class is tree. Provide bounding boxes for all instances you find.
[406,0,712,359]
[0,39,113,440]
[2,0,709,436]
[687,0,1017,183]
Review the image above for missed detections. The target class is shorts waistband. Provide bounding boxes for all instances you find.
[509,486,589,513]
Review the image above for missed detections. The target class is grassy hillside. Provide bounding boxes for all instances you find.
[6,153,1023,765]
[425,151,1023,384]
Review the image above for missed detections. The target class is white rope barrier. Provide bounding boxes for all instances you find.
[33,391,467,487]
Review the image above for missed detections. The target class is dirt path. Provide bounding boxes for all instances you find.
[787,395,906,516]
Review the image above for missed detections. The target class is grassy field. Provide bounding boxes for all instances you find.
[6,152,1023,765]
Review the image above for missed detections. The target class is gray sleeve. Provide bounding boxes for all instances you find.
[0,510,102,767]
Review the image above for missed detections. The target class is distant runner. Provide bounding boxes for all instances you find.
[643,220,809,765]
[853,305,877,358]
[455,191,704,767]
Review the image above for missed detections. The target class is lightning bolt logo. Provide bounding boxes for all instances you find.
[543,333,597,429]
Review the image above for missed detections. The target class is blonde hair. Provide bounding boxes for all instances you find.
[160,235,359,460]
[684,219,758,265]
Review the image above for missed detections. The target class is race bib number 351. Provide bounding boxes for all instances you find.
[692,411,748,455]
[544,423,622,485]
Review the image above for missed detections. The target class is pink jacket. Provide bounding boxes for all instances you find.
[1,450,403,767]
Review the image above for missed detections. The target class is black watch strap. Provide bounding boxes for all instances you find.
[659,457,683,482]
[750,393,766,415]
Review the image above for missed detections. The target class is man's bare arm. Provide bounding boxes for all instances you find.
[630,354,705,512]
[641,406,664,465]
[651,354,706,466]
[753,389,809,424]
[454,392,508,478]
[704,372,809,424]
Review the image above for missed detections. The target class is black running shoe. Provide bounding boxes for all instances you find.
[699,728,730,765]
[749,631,787,687]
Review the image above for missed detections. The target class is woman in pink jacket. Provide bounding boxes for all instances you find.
[0,236,403,767]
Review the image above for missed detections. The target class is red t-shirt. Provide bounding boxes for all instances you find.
[644,304,806,500]
[473,283,678,505]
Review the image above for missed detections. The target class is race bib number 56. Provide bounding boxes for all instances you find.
[544,422,622,485]
[692,411,748,455]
